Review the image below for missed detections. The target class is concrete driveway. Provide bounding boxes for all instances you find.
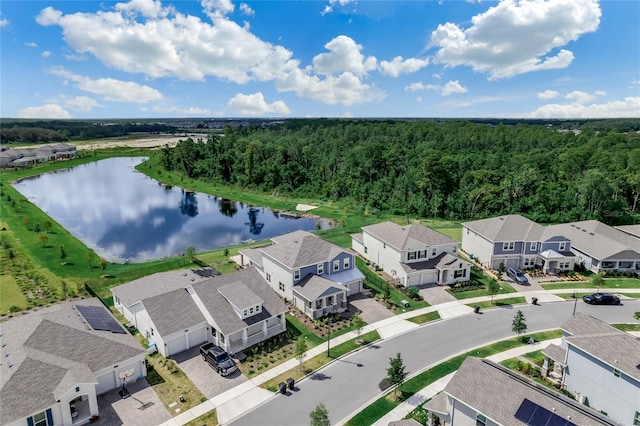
[418,284,457,305]
[95,378,170,426]
[173,347,248,399]
[348,293,394,324]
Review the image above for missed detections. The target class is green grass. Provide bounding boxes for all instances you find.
[286,314,325,346]
[611,323,640,332]
[0,274,28,313]
[184,409,218,426]
[465,297,527,310]
[407,311,441,325]
[541,277,640,290]
[345,329,562,426]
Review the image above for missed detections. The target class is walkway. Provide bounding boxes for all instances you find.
[160,287,640,425]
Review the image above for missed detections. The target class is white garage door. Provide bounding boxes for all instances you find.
[187,327,207,348]
[346,281,362,296]
[96,371,116,395]
[506,258,519,268]
[166,336,187,357]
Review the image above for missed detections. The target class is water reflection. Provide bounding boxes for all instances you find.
[12,157,327,263]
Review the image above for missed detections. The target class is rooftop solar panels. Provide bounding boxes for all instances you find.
[192,268,221,278]
[515,399,576,426]
[75,305,126,334]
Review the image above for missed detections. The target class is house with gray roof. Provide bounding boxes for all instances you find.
[352,221,472,287]
[0,298,146,426]
[112,267,287,357]
[424,357,619,426]
[541,313,640,425]
[0,143,76,168]
[546,221,640,273]
[615,224,640,240]
[462,215,575,274]
[239,230,364,319]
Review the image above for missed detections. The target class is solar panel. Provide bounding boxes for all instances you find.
[75,305,126,334]
[515,399,576,426]
[192,268,221,278]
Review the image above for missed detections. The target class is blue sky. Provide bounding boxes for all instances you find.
[1,0,638,119]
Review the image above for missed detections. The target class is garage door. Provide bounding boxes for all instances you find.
[346,281,362,296]
[419,271,438,285]
[506,258,519,268]
[166,336,187,357]
[96,371,116,395]
[187,327,207,348]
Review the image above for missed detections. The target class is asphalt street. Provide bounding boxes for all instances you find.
[228,300,640,426]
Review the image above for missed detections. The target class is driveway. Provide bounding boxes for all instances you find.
[500,272,545,292]
[418,284,457,305]
[348,293,394,324]
[95,378,170,426]
[173,347,248,399]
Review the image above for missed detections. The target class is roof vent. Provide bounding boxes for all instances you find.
[589,232,594,235]
[7,359,13,368]
[582,229,587,232]
[499,217,504,220]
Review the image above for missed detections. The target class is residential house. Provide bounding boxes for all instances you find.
[547,221,640,273]
[462,215,574,273]
[112,267,287,356]
[615,224,640,240]
[424,357,619,426]
[541,313,640,426]
[239,230,364,319]
[351,221,471,287]
[0,143,77,168]
[0,298,146,426]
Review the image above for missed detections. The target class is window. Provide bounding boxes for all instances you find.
[250,307,254,314]
[452,247,457,254]
[559,242,567,251]
[530,242,537,251]
[243,310,247,316]
[432,248,437,256]
[255,305,260,313]
[211,328,217,337]
[476,414,487,426]
[364,246,368,254]
[327,296,334,305]
[503,242,515,251]
[30,410,52,426]
[317,263,324,275]
[633,410,640,426]
[219,333,225,343]
[150,328,154,336]
[308,301,312,308]
[294,269,300,280]
[408,252,417,260]
[344,257,350,269]
[418,250,427,259]
[560,261,570,269]
[279,282,285,292]
[454,269,466,278]
[316,300,322,309]
[383,243,386,249]
[524,258,535,267]
[614,368,621,378]
[115,295,120,305]
[333,260,339,271]
[266,273,271,282]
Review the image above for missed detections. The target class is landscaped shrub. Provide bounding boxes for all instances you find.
[406,287,420,300]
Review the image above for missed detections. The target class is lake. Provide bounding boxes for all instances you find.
[12,157,328,263]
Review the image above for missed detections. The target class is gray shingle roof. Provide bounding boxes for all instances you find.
[362,221,457,250]
[111,269,210,306]
[463,215,544,242]
[401,253,470,273]
[436,357,615,426]
[562,312,621,337]
[142,288,207,336]
[615,224,640,239]
[293,275,345,301]
[547,221,640,261]
[218,282,263,310]
[190,268,287,335]
[351,233,364,244]
[238,247,265,268]
[260,231,346,269]
[542,343,567,366]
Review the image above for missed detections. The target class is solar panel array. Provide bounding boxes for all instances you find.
[515,399,577,426]
[193,268,221,278]
[76,305,126,334]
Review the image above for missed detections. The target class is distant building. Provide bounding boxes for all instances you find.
[0,143,77,167]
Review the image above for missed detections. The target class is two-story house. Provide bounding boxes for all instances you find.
[462,215,574,273]
[351,221,472,287]
[541,313,640,426]
[112,267,287,356]
[239,230,364,319]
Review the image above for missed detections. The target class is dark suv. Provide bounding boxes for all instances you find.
[582,293,621,305]
[507,267,529,285]
[200,342,237,376]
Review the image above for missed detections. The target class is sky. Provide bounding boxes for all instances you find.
[1,0,639,119]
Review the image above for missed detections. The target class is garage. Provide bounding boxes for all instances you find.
[165,326,208,357]
[187,327,207,348]
[166,335,187,357]
[345,280,363,296]
[407,270,437,287]
[96,371,116,395]
[506,258,520,268]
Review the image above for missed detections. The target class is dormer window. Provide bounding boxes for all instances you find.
[317,263,324,275]
[333,260,339,271]
[432,248,437,256]
[503,242,515,251]
[294,269,300,280]
[249,307,254,314]
[344,257,350,269]
[530,242,537,251]
[408,252,417,260]
[559,242,567,251]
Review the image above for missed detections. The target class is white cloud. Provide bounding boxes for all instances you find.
[565,90,595,104]
[42,51,51,58]
[65,96,101,112]
[226,92,290,115]
[64,53,88,61]
[321,0,354,15]
[25,42,38,47]
[342,111,354,118]
[48,67,163,103]
[239,3,255,16]
[530,97,640,118]
[153,105,212,116]
[16,104,72,119]
[379,56,429,77]
[594,90,607,96]
[429,0,601,79]
[432,73,441,79]
[0,18,8,28]
[404,80,467,96]
[537,90,559,100]
[441,80,468,95]
[312,36,377,76]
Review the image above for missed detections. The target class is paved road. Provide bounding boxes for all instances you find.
[229,300,640,426]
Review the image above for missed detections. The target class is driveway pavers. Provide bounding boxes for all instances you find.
[347,293,394,324]
[95,378,171,426]
[418,283,457,305]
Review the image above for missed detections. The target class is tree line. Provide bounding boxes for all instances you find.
[149,119,640,224]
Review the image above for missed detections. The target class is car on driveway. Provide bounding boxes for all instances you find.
[582,293,621,305]
[507,267,529,285]
[200,343,238,376]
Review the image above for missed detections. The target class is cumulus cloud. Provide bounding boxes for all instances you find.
[42,51,51,58]
[565,90,595,104]
[537,90,559,100]
[312,36,377,76]
[429,0,601,79]
[64,53,88,61]
[48,67,163,103]
[404,80,467,96]
[64,96,101,112]
[441,80,468,95]
[25,42,38,47]
[153,105,212,116]
[321,0,354,15]
[16,104,72,119]
[0,18,8,28]
[530,97,640,118]
[226,92,290,115]
[594,90,607,96]
[239,3,255,16]
[379,56,429,77]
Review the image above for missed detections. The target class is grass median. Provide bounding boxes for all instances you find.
[465,296,527,310]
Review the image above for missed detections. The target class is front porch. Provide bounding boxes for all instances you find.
[293,275,348,319]
[538,250,574,274]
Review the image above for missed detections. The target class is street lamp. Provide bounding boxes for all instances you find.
[572,290,578,316]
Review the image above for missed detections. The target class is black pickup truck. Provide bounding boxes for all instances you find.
[199,342,237,376]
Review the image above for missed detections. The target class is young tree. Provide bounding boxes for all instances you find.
[86,251,96,268]
[512,310,527,337]
[295,337,308,372]
[406,286,420,300]
[22,216,30,230]
[34,222,41,233]
[223,247,230,258]
[99,257,107,271]
[498,262,506,277]
[351,312,366,340]
[59,245,67,259]
[37,233,48,247]
[386,352,407,397]
[309,402,330,426]
[185,245,196,262]
[592,273,604,293]
[487,278,500,305]
[61,280,68,299]
[43,220,52,233]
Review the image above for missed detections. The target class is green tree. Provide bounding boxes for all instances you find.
[59,245,67,259]
[350,312,366,340]
[223,247,230,258]
[406,287,420,300]
[37,233,48,247]
[512,310,527,337]
[487,278,500,305]
[61,280,68,299]
[34,222,41,233]
[43,220,52,233]
[295,337,307,372]
[386,352,407,397]
[22,216,30,230]
[498,262,506,277]
[309,402,330,426]
[86,250,96,268]
[592,273,604,292]
[185,245,196,262]
[99,257,107,271]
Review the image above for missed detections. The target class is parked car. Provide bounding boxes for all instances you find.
[507,267,529,285]
[582,293,621,305]
[200,342,237,376]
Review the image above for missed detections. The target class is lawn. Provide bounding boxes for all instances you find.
[465,297,527,310]
[446,268,518,300]
[184,410,218,426]
[541,277,640,290]
[611,323,640,332]
[407,311,441,325]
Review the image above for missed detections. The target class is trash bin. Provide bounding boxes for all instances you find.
[474,305,480,314]
[531,297,538,305]
[287,377,295,390]
[278,382,287,394]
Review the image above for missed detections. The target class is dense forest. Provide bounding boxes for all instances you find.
[153,119,640,224]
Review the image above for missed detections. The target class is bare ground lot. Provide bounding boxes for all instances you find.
[25,134,203,152]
